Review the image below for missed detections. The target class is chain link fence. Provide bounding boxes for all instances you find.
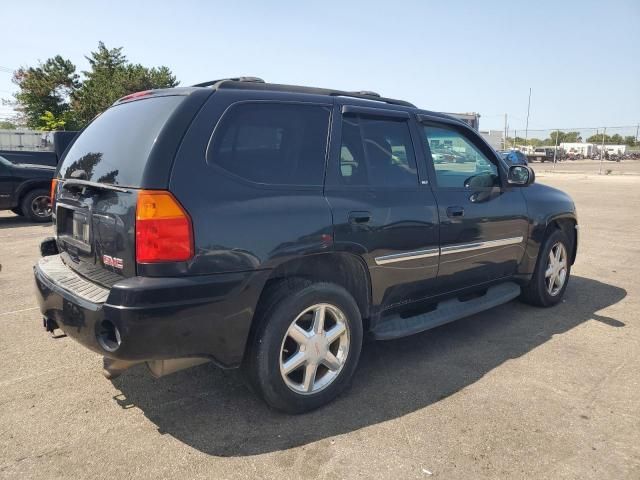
[501,126,639,161]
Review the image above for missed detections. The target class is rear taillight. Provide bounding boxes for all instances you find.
[135,190,194,263]
[50,178,58,208]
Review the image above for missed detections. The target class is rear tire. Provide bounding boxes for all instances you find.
[520,229,572,307]
[243,280,363,414]
[21,189,52,223]
[10,207,23,216]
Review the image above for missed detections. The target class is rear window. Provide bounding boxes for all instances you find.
[59,96,184,186]
[208,103,330,186]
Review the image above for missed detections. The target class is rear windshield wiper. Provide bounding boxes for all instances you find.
[61,179,131,193]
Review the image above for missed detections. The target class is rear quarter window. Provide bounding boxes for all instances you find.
[59,96,184,186]
[207,102,331,186]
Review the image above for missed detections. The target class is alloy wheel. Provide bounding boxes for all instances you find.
[279,303,350,395]
[545,242,568,296]
[31,195,52,218]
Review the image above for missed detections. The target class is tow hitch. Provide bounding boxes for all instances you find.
[43,317,65,338]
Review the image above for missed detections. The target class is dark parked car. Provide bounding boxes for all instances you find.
[527,147,556,163]
[0,154,55,222]
[34,78,578,413]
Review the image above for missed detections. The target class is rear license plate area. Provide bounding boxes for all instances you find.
[57,206,92,252]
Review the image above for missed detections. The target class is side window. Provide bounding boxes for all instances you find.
[422,124,499,189]
[209,103,330,186]
[339,115,418,187]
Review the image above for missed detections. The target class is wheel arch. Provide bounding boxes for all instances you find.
[16,180,51,204]
[543,214,578,265]
[517,212,577,281]
[261,252,372,320]
[242,252,372,362]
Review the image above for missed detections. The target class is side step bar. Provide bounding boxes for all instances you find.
[371,282,521,340]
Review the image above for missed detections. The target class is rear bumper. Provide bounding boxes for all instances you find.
[34,254,269,367]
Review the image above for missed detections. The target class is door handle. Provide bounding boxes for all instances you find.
[348,211,372,224]
[446,206,464,218]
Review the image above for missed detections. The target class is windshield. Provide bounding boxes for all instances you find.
[58,96,184,186]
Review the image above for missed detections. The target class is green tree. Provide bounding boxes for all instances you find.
[72,42,178,125]
[12,55,80,129]
[547,131,582,145]
[39,110,67,131]
[623,136,637,147]
[0,120,17,129]
[12,42,179,130]
[586,133,611,143]
[609,134,623,144]
[563,131,582,143]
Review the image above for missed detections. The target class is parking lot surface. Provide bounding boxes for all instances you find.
[1,169,639,479]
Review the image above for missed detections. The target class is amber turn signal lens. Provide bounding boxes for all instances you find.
[50,178,58,207]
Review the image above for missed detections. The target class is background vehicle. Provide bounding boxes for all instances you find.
[527,147,555,163]
[34,78,578,413]
[0,131,78,167]
[498,150,528,165]
[0,131,77,221]
[0,155,54,221]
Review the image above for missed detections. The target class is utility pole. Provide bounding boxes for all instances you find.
[524,88,532,147]
[635,124,639,145]
[504,113,508,150]
[599,127,606,175]
[553,129,560,170]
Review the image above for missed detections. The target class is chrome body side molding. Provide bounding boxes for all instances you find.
[374,248,440,266]
[440,236,524,255]
[374,236,523,266]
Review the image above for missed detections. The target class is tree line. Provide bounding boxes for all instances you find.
[506,130,637,147]
[4,42,178,131]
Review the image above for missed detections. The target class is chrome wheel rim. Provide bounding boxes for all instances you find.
[31,195,52,218]
[279,303,350,395]
[545,242,568,296]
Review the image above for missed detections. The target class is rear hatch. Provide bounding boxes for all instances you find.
[54,92,204,287]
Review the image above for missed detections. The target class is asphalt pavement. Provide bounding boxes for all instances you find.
[1,170,639,479]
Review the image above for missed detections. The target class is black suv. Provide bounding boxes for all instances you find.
[34,78,578,413]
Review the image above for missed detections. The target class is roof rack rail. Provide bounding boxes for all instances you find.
[191,77,265,88]
[349,90,381,98]
[212,80,416,108]
[328,90,414,108]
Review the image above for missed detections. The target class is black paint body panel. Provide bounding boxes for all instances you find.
[35,82,578,367]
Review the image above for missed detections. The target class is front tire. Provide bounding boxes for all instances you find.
[21,189,52,223]
[520,229,572,307]
[10,207,24,216]
[244,280,363,414]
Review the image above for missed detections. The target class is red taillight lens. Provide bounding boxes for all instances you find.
[135,190,194,263]
[50,178,58,207]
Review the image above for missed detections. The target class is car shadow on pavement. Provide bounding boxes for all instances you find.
[111,275,626,457]
[0,215,50,230]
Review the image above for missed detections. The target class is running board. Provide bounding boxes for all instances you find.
[371,282,521,340]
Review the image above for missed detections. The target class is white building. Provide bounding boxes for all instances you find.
[0,129,53,151]
[443,112,481,130]
[560,142,596,157]
[479,130,504,150]
[602,145,626,155]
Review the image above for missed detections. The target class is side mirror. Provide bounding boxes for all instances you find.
[507,165,535,186]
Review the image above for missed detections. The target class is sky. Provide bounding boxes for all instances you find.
[1,0,638,133]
